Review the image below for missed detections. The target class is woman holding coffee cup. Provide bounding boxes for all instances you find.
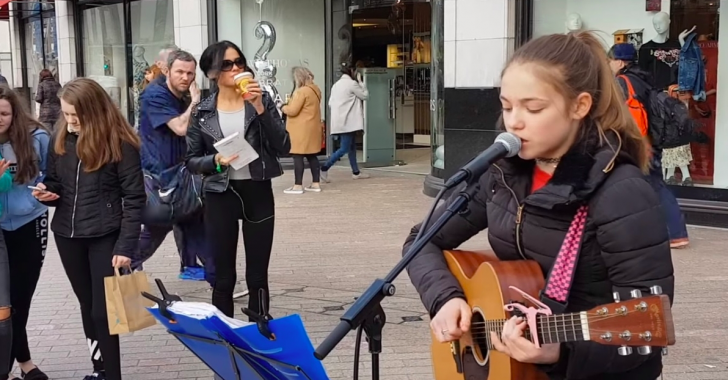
[187,41,290,319]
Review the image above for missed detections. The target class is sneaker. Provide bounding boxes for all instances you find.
[352,172,370,180]
[83,372,106,380]
[22,368,48,380]
[666,176,679,185]
[682,177,694,186]
[178,267,205,281]
[283,187,304,194]
[670,238,689,249]
[304,186,322,193]
[320,170,330,183]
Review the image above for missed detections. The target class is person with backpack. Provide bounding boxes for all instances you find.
[608,43,690,249]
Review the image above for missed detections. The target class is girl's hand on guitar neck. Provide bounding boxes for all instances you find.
[490,316,561,364]
[430,298,472,343]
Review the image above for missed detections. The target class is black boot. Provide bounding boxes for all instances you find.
[83,371,106,380]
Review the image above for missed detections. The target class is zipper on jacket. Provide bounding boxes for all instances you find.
[70,160,81,237]
[493,164,527,260]
[259,126,266,180]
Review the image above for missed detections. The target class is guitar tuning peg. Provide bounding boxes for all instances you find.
[612,292,621,303]
[630,289,643,299]
[650,285,663,295]
[637,346,652,355]
[617,346,633,356]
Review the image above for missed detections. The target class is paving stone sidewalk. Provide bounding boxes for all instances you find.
[19,168,728,380]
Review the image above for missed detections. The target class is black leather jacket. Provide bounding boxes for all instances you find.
[185,91,290,192]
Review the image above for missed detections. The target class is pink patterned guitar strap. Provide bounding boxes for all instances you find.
[540,205,589,314]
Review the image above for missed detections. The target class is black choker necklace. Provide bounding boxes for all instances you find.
[536,157,561,165]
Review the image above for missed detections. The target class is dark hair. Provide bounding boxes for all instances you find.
[0,86,46,184]
[167,49,197,71]
[504,31,648,172]
[55,78,140,172]
[200,41,250,80]
[39,69,54,81]
[339,61,356,77]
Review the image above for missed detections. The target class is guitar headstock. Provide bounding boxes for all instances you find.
[585,286,675,356]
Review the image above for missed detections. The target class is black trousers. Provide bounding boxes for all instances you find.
[55,231,122,380]
[292,154,321,185]
[205,180,275,318]
[0,230,11,380]
[4,212,48,371]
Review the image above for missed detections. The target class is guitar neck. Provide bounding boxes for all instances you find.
[480,311,589,349]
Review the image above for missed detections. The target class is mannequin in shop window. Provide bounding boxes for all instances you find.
[660,26,707,186]
[639,12,681,90]
[132,46,149,130]
[565,13,582,32]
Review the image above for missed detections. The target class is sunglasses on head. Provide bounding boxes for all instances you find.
[221,57,247,72]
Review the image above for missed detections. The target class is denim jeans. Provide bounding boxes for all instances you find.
[646,154,689,241]
[132,217,214,285]
[322,132,360,174]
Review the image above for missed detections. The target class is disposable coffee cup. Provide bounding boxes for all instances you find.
[234,72,254,99]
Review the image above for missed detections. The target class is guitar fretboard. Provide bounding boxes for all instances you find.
[472,311,589,350]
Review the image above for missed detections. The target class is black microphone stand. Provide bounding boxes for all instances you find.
[314,179,480,380]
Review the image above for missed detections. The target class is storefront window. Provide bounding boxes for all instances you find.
[82,3,127,114]
[129,0,175,128]
[532,0,724,189]
[216,0,326,108]
[80,0,174,124]
[431,0,444,171]
[22,0,57,115]
[25,17,42,109]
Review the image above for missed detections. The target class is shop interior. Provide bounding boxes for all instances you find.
[533,0,723,188]
[348,1,432,173]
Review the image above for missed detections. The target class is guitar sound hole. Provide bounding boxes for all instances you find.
[470,307,489,366]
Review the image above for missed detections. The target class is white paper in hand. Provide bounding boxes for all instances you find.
[213,132,259,170]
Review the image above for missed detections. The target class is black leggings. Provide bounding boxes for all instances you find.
[4,212,48,371]
[292,154,320,185]
[205,180,275,318]
[55,231,121,380]
[0,231,11,380]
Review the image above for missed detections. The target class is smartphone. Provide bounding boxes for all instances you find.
[27,186,46,192]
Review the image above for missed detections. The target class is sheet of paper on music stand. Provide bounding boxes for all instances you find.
[213,132,259,170]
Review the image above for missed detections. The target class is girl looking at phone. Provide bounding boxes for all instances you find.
[0,86,50,380]
[32,78,145,380]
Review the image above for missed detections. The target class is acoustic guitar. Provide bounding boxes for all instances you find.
[430,250,676,380]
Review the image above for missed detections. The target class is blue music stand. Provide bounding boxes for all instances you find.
[142,279,330,380]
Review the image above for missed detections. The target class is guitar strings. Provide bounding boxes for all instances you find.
[466,308,645,336]
[467,308,640,328]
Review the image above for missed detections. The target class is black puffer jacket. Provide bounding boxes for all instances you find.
[43,133,145,256]
[404,128,674,380]
[185,91,290,192]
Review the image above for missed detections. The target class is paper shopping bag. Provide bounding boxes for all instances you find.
[105,268,156,335]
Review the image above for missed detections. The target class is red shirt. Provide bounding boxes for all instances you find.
[532,166,553,193]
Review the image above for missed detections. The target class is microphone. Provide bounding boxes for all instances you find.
[444,132,521,188]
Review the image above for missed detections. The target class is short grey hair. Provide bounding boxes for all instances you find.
[167,49,197,71]
[156,45,179,66]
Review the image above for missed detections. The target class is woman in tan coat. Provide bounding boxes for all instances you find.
[282,67,323,194]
